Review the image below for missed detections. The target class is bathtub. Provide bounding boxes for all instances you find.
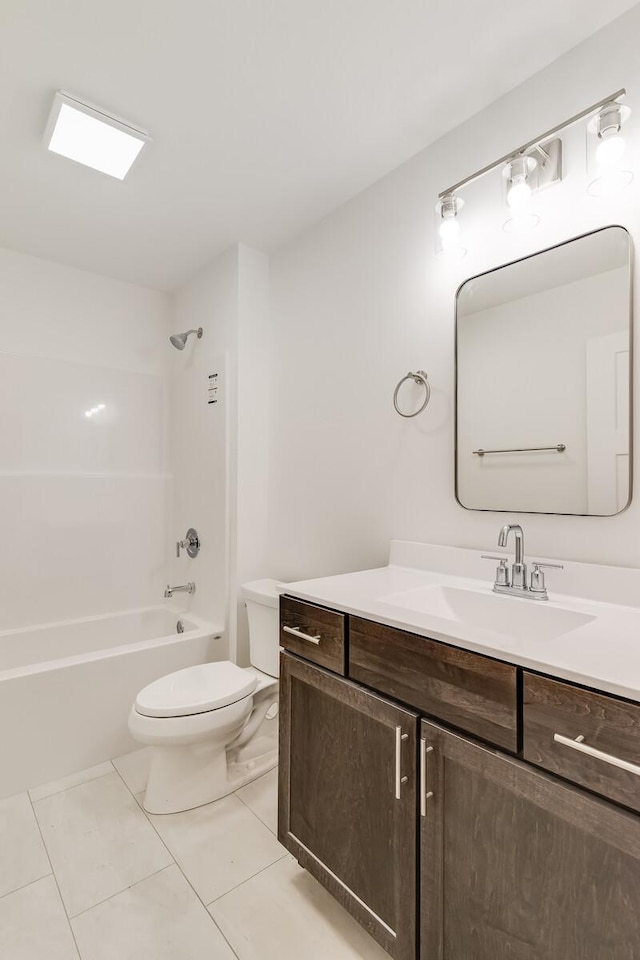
[0,607,223,799]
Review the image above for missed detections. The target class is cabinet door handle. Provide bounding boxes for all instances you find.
[283,625,321,645]
[420,738,434,817]
[553,733,640,777]
[395,726,409,800]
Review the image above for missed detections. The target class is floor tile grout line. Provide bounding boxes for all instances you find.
[30,767,116,806]
[110,756,147,800]
[68,863,174,921]
[110,763,241,959]
[234,790,277,836]
[0,870,52,903]
[28,791,84,959]
[206,851,290,908]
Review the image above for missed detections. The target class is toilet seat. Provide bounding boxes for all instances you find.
[135,661,258,718]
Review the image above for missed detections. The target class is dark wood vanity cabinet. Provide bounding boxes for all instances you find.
[278,599,640,959]
[350,615,518,751]
[421,719,640,960]
[278,652,418,960]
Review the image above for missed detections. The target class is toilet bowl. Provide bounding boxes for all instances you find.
[128,579,283,814]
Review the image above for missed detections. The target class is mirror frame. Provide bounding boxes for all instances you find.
[454,224,634,516]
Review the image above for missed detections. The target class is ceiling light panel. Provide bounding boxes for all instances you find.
[45,92,149,180]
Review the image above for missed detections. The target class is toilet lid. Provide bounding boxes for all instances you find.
[135,662,258,718]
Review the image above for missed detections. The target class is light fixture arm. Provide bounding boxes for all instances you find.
[438,88,626,200]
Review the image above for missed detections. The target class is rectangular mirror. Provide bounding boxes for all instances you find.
[456,225,632,516]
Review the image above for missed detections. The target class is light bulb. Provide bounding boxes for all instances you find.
[507,178,532,211]
[439,217,460,244]
[436,193,466,256]
[596,133,626,167]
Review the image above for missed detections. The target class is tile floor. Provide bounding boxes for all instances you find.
[1,750,389,959]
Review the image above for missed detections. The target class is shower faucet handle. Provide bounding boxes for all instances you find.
[176,528,201,559]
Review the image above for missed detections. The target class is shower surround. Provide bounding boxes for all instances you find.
[0,248,228,794]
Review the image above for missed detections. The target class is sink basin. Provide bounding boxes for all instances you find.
[380,584,595,643]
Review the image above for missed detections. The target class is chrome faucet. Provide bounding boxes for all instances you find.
[498,523,527,589]
[164,582,196,599]
[482,524,563,601]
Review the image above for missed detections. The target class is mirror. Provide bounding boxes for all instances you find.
[456,225,632,516]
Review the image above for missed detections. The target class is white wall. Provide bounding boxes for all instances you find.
[268,5,640,578]
[0,248,170,629]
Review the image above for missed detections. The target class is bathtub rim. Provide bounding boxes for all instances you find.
[0,605,223,682]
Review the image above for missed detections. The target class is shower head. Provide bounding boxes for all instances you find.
[169,327,203,350]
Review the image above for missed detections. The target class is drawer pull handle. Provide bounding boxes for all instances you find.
[395,726,409,800]
[283,625,321,645]
[420,738,434,817]
[553,733,640,777]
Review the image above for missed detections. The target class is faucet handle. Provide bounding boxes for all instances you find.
[176,528,200,559]
[530,561,563,594]
[481,555,510,587]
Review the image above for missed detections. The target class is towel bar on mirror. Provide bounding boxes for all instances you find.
[473,444,566,456]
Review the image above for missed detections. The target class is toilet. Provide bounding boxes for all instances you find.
[128,578,282,814]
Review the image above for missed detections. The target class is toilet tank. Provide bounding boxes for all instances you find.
[242,579,284,678]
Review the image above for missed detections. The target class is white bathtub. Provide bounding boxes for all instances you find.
[0,607,223,799]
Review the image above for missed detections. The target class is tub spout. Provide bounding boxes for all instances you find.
[164,582,196,599]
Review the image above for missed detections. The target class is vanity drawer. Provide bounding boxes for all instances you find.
[280,597,346,675]
[523,673,640,814]
[349,617,518,751]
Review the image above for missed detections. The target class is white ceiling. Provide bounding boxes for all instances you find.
[0,0,638,292]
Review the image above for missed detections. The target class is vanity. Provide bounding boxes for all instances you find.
[277,540,640,960]
[276,224,637,957]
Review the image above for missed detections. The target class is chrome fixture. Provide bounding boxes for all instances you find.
[553,733,640,777]
[176,528,200,559]
[393,370,431,418]
[176,619,185,634]
[419,737,434,817]
[169,327,203,350]
[529,562,564,599]
[282,625,321,646]
[473,444,566,457]
[164,582,196,599]
[482,525,563,601]
[394,726,409,800]
[437,88,627,248]
[498,523,527,589]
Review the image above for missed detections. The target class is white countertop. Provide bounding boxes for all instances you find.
[283,541,640,703]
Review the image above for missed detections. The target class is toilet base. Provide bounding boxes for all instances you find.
[141,705,278,815]
[227,731,279,791]
[142,738,231,815]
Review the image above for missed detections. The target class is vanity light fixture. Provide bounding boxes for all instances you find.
[436,88,627,251]
[587,101,632,197]
[436,193,466,257]
[45,91,149,180]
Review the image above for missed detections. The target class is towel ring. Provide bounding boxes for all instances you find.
[393,370,430,418]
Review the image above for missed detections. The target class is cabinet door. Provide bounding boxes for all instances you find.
[279,652,418,960]
[420,719,640,960]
